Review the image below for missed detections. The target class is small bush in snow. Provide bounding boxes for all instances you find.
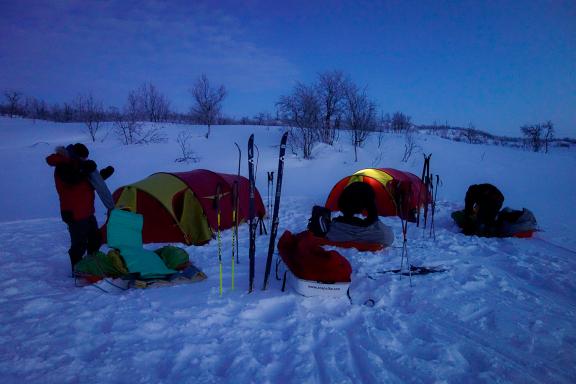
[175,131,199,163]
[114,118,167,145]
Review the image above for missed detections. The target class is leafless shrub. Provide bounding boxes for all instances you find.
[402,128,418,162]
[462,123,482,144]
[114,117,166,145]
[377,113,391,148]
[74,93,104,142]
[175,130,199,163]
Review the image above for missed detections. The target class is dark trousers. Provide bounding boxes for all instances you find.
[67,215,101,267]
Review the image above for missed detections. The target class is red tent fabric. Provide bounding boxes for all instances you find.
[171,170,265,230]
[102,169,266,245]
[325,168,431,222]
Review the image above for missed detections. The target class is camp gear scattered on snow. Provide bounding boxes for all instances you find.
[74,249,128,278]
[497,207,538,238]
[368,265,448,278]
[451,207,538,238]
[83,264,208,292]
[102,169,266,246]
[325,168,432,223]
[131,264,207,289]
[316,234,386,252]
[307,205,332,237]
[153,246,190,270]
[277,230,352,298]
[107,209,177,279]
[326,220,394,247]
[75,210,206,289]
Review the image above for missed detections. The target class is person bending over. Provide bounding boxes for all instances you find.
[463,183,504,235]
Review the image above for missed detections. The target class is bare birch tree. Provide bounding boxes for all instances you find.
[391,112,412,133]
[343,83,377,162]
[276,83,321,159]
[316,70,348,145]
[126,83,170,122]
[190,74,227,138]
[521,124,543,152]
[4,90,22,118]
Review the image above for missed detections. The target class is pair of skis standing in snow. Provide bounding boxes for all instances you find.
[215,132,288,294]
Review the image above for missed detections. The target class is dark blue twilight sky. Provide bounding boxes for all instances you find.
[1,0,574,137]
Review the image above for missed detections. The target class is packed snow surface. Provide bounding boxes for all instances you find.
[0,117,574,383]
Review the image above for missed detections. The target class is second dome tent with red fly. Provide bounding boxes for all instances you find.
[325,168,431,222]
[103,169,266,245]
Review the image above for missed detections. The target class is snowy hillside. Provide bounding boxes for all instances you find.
[0,117,575,383]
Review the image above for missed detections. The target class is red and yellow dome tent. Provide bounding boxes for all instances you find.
[325,168,431,222]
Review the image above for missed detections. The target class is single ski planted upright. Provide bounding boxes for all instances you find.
[215,183,223,296]
[262,132,289,290]
[231,180,239,290]
[234,142,241,264]
[247,134,256,292]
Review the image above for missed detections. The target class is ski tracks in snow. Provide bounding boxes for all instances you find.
[1,202,575,383]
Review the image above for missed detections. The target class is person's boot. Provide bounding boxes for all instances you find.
[69,251,83,277]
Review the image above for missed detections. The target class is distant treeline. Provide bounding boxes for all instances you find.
[0,85,280,127]
[2,72,572,156]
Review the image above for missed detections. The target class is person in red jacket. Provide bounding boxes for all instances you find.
[46,143,114,270]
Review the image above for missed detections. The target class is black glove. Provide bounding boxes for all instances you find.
[100,166,114,180]
[80,160,97,173]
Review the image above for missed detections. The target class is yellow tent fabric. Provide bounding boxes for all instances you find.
[115,185,138,212]
[179,189,212,244]
[348,169,397,210]
[115,173,212,245]
[350,168,394,186]
[130,173,188,217]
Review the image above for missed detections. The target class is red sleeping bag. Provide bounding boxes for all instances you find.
[277,230,352,283]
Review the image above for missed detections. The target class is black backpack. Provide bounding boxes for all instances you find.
[307,205,332,237]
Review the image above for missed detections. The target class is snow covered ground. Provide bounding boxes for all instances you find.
[0,117,575,383]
